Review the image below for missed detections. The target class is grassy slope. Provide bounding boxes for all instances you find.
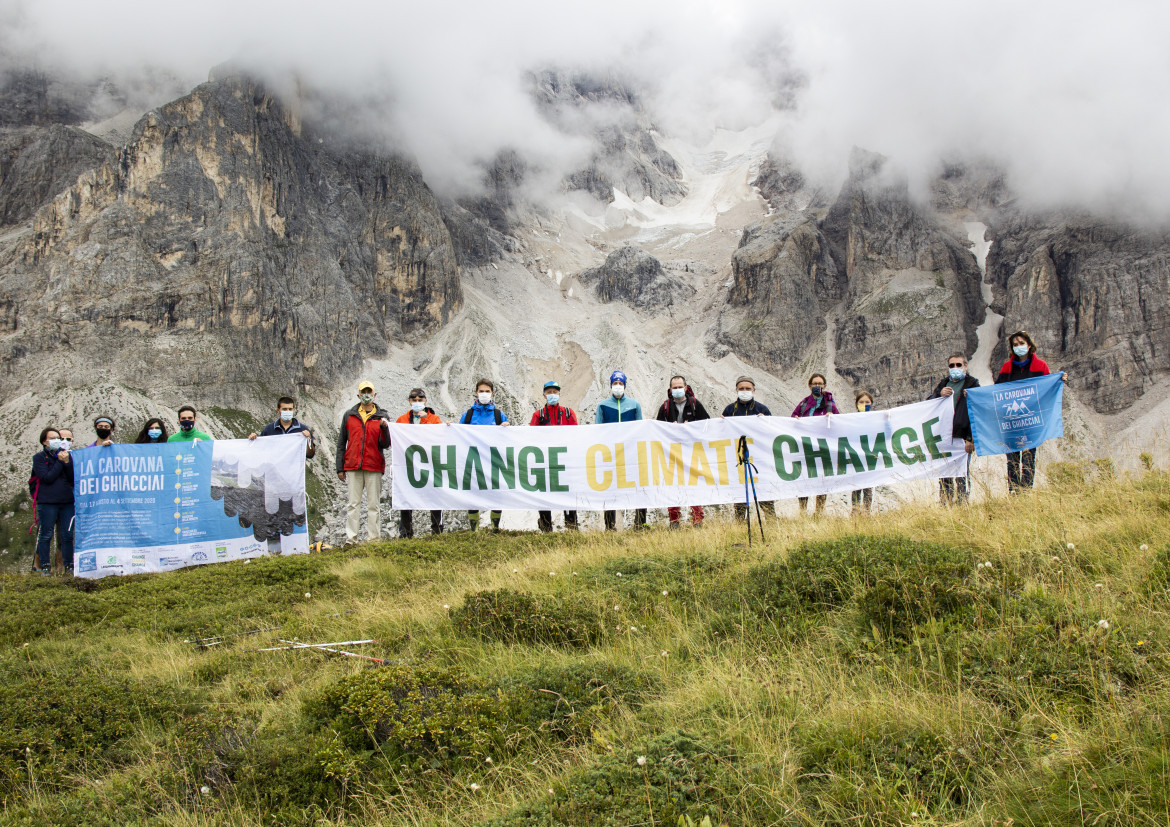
[0,469,1168,827]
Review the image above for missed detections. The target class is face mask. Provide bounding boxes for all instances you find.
[857,402,870,412]
[949,367,966,381]
[47,438,62,452]
[180,420,195,431]
[360,393,374,404]
[148,428,162,439]
[411,401,426,414]
[671,388,686,400]
[545,394,559,406]
[60,439,72,449]
[737,390,753,403]
[1012,345,1029,358]
[477,392,492,405]
[95,427,111,440]
[280,411,295,422]
[811,386,823,397]
[611,384,625,398]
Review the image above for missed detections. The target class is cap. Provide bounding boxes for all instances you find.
[543,380,561,391]
[358,379,375,392]
[93,416,115,428]
[408,387,426,398]
[609,370,628,386]
[735,375,755,387]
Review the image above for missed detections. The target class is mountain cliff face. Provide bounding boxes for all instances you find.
[717,151,984,404]
[986,212,1170,414]
[0,76,460,402]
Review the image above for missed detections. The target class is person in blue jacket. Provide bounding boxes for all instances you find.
[595,370,646,530]
[30,427,75,575]
[460,378,510,531]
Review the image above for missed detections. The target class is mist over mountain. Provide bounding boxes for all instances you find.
[1,0,1169,529]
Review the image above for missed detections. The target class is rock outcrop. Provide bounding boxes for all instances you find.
[0,76,461,403]
[579,246,694,310]
[986,212,1170,413]
[0,125,114,225]
[718,150,985,404]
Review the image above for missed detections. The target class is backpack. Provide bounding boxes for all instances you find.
[462,407,504,425]
[536,406,575,426]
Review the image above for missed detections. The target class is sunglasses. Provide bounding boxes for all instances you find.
[948,362,965,368]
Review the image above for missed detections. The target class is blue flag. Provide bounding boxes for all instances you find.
[966,373,1065,456]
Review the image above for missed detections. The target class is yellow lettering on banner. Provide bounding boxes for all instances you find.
[636,441,649,486]
[708,439,733,485]
[688,444,717,486]
[614,444,636,489]
[586,444,612,491]
[651,442,685,485]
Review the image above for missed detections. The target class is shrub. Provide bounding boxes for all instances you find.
[486,730,734,827]
[796,709,1008,821]
[304,664,506,771]
[575,554,726,606]
[503,660,658,743]
[740,536,977,639]
[451,589,602,648]
[0,670,180,797]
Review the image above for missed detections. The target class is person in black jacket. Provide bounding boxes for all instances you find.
[928,353,979,504]
[656,375,710,528]
[722,376,775,522]
[30,427,75,574]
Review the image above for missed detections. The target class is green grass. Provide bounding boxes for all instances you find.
[1,468,1169,825]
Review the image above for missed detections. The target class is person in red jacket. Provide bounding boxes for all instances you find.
[335,380,391,542]
[529,380,579,532]
[396,387,444,538]
[995,330,1066,493]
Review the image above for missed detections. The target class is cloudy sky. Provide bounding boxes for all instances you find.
[5,0,1169,216]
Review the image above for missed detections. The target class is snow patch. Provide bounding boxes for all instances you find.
[966,222,1002,386]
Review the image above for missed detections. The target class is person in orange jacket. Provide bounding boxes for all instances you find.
[335,379,391,542]
[396,387,444,538]
[529,380,579,532]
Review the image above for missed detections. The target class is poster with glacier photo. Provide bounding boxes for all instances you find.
[71,436,309,579]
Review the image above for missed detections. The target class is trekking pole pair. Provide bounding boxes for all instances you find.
[736,436,766,547]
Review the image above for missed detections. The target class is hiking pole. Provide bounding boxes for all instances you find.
[738,436,752,547]
[745,446,766,544]
[275,639,388,665]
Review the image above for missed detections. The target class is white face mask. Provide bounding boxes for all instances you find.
[47,438,63,451]
[545,394,560,406]
[411,401,426,414]
[280,410,295,422]
[477,392,492,405]
[60,439,73,449]
[671,387,686,400]
[737,390,753,402]
[1012,344,1030,358]
[611,384,625,398]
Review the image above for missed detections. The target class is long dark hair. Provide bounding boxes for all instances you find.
[135,418,169,444]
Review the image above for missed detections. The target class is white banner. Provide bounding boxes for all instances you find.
[73,436,310,579]
[389,398,967,510]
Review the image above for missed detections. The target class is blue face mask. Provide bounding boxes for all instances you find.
[545,394,560,406]
[1012,345,1029,358]
[148,428,162,439]
[671,388,686,400]
[949,367,966,381]
[280,411,295,422]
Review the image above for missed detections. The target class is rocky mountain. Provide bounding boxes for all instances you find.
[717,150,985,405]
[579,245,694,310]
[0,74,461,404]
[986,211,1170,414]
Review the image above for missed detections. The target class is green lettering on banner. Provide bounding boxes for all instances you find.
[462,447,488,490]
[860,433,894,470]
[801,436,834,478]
[922,416,950,459]
[432,445,458,488]
[836,437,866,475]
[519,446,545,492]
[548,447,569,492]
[892,427,926,465]
[772,435,802,481]
[405,445,429,488]
[491,447,516,489]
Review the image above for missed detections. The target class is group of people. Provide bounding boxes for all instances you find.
[29,331,1060,567]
